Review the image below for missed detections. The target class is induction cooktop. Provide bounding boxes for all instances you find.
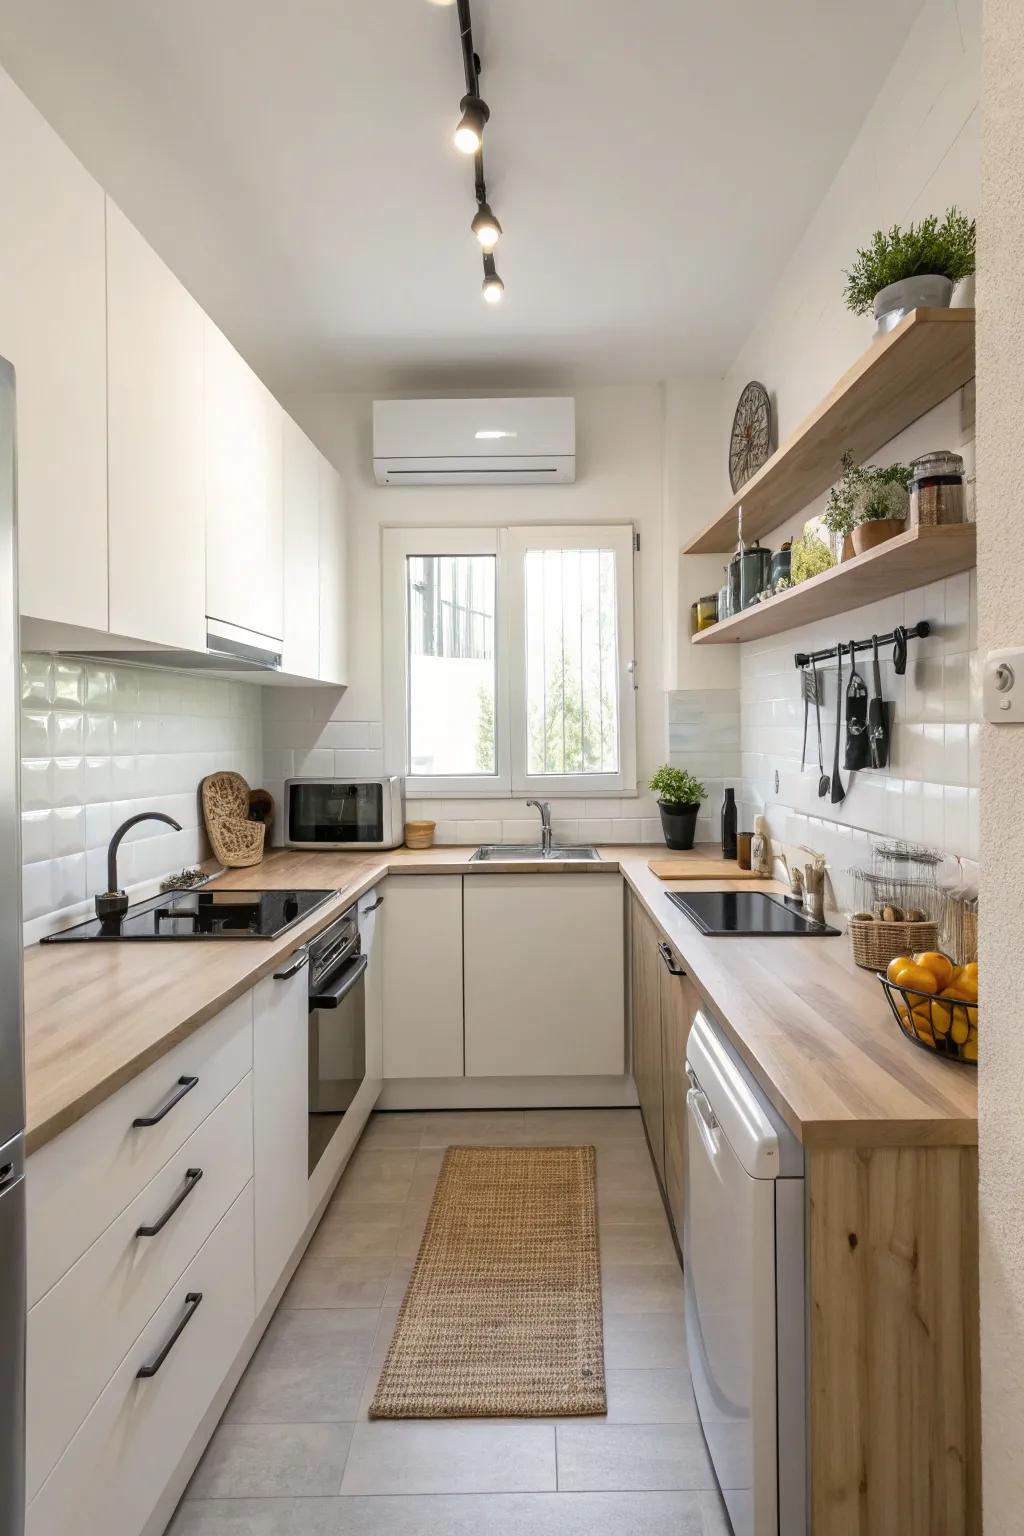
[666,889,840,937]
[41,888,334,942]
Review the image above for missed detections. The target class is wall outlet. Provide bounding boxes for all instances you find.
[983,648,1024,722]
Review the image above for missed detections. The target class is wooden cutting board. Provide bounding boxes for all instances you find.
[648,857,765,880]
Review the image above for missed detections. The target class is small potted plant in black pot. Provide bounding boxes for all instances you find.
[649,766,707,851]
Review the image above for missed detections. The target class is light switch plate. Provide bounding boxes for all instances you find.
[983,648,1024,722]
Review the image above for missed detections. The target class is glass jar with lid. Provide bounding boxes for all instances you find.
[909,451,965,526]
[695,594,719,632]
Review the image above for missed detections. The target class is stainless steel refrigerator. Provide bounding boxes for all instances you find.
[0,355,26,1536]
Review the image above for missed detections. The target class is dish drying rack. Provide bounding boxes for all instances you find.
[849,839,978,962]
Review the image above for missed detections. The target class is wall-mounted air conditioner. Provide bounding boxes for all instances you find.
[372,397,575,485]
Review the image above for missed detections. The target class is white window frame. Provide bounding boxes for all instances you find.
[382,523,636,798]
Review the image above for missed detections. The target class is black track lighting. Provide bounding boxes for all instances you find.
[471,200,502,251]
[454,93,489,155]
[482,252,504,304]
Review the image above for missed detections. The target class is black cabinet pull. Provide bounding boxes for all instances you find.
[135,1291,203,1378]
[274,946,309,980]
[132,1075,199,1128]
[658,941,686,977]
[361,896,384,913]
[136,1168,203,1238]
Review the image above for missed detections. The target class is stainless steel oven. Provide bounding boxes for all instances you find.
[285,777,403,850]
[307,904,367,1130]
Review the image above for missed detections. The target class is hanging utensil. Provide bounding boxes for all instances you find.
[830,643,846,803]
[844,638,870,771]
[892,624,908,676]
[868,634,891,768]
[812,657,829,797]
[800,666,814,770]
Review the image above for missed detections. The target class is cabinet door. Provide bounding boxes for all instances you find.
[281,416,320,678]
[106,200,206,649]
[0,70,107,628]
[630,896,664,1177]
[252,962,309,1310]
[382,875,463,1078]
[464,874,624,1076]
[318,454,348,684]
[205,320,284,640]
[660,955,699,1238]
[359,885,384,1083]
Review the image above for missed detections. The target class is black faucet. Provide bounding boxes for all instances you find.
[96,812,183,919]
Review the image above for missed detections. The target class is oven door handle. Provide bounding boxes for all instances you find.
[310,951,368,1009]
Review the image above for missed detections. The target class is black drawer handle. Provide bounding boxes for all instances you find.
[132,1075,199,1128]
[136,1168,203,1238]
[136,1291,203,1378]
[361,896,384,913]
[658,941,686,977]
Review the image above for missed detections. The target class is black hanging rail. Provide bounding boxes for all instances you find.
[794,621,930,673]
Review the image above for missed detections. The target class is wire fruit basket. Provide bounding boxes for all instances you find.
[877,964,978,1065]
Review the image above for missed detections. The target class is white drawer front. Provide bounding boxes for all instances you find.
[27,1183,255,1536]
[27,1074,253,1501]
[28,992,253,1305]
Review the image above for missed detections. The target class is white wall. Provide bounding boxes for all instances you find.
[696,0,982,887]
[977,0,1024,1521]
[20,654,262,942]
[270,385,705,844]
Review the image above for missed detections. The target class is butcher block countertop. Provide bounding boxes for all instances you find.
[22,844,977,1154]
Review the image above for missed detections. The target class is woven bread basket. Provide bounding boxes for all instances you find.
[201,771,266,868]
[848,915,939,971]
[404,820,436,850]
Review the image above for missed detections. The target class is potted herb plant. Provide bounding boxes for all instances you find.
[844,207,976,335]
[649,766,707,851]
[824,453,913,560]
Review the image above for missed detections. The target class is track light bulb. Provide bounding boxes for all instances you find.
[454,93,489,154]
[471,202,502,251]
[482,254,504,303]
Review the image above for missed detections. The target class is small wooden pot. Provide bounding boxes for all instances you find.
[851,518,906,557]
[405,820,436,849]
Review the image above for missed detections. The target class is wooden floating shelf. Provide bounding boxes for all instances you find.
[691,523,976,645]
[683,308,976,556]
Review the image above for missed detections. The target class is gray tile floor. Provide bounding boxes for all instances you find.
[171,1109,731,1535]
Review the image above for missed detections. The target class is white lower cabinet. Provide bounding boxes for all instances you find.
[463,874,625,1076]
[27,1184,255,1536]
[382,875,464,1078]
[252,962,309,1311]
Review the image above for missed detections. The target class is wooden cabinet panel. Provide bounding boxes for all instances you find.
[281,416,321,679]
[106,200,206,649]
[464,874,624,1077]
[660,957,699,1239]
[0,70,108,628]
[630,896,664,1177]
[318,454,348,684]
[382,875,463,1078]
[205,320,284,640]
[252,964,309,1311]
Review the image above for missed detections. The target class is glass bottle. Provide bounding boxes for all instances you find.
[721,787,737,859]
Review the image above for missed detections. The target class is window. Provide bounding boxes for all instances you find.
[383,525,636,796]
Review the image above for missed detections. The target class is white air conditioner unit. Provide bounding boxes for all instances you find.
[372,397,575,485]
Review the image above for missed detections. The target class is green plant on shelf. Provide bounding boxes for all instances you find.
[843,208,976,316]
[791,531,835,585]
[823,452,913,538]
[649,765,707,807]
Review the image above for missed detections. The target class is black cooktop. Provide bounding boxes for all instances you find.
[666,889,840,937]
[41,888,334,943]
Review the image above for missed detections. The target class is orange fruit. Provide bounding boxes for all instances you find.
[894,962,940,995]
[930,1000,953,1036]
[913,952,955,991]
[886,954,916,985]
[942,981,978,1004]
[960,962,978,981]
[962,1038,978,1062]
[950,1013,970,1046]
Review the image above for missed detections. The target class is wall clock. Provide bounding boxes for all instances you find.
[729,381,772,492]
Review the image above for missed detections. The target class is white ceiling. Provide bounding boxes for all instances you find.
[0,0,922,392]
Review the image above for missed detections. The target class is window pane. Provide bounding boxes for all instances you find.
[407,554,496,776]
[525,547,619,776]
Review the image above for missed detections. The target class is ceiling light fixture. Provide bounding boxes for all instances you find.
[453,93,489,155]
[471,200,502,250]
[482,253,504,304]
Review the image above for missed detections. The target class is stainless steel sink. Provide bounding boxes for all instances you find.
[470,844,601,862]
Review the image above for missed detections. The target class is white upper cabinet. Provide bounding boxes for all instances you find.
[106,201,206,650]
[0,68,108,629]
[318,455,348,685]
[281,416,321,679]
[204,321,284,641]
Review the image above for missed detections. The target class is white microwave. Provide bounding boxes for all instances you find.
[284,777,404,850]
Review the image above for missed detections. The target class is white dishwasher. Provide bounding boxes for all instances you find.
[684,1011,806,1536]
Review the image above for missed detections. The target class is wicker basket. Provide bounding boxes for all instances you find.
[848,915,938,971]
[404,820,436,850]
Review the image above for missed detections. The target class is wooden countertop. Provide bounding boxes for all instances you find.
[618,857,978,1150]
[23,844,978,1154]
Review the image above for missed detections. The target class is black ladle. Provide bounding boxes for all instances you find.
[830,644,846,803]
[812,657,829,797]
